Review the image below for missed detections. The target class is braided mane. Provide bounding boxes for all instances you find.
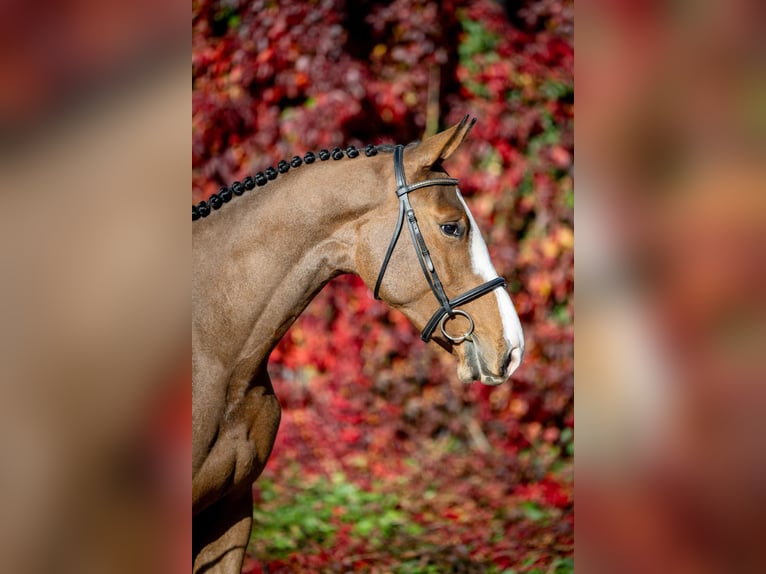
[193,143,382,221]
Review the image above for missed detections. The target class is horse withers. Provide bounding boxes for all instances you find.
[192,117,524,573]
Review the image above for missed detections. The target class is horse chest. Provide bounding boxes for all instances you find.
[193,379,281,513]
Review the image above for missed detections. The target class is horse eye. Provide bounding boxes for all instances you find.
[440,223,463,238]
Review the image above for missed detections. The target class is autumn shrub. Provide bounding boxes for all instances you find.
[193,0,573,570]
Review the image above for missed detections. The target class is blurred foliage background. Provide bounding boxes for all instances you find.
[192,0,573,571]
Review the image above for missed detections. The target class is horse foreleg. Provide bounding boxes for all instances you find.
[192,486,253,574]
[193,370,281,573]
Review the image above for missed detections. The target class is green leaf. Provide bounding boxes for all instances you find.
[520,501,548,523]
[540,80,573,102]
[554,557,575,573]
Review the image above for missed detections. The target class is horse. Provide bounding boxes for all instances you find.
[192,116,525,573]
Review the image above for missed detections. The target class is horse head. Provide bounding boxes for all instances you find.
[356,117,524,385]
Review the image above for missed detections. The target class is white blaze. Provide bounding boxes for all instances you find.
[456,189,525,376]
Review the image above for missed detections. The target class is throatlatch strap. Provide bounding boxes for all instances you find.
[373,199,406,300]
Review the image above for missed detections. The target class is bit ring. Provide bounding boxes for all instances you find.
[439,310,475,344]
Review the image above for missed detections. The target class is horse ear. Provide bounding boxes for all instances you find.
[409,115,477,169]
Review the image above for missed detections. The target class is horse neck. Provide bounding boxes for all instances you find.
[193,157,385,373]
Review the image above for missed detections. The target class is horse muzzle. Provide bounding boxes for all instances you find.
[456,337,524,386]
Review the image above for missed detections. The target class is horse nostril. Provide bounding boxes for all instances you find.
[503,346,523,377]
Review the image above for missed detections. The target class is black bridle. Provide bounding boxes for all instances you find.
[373,145,507,343]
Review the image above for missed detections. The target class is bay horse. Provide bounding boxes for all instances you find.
[192,116,524,573]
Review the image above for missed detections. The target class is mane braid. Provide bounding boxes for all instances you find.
[192,143,380,221]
